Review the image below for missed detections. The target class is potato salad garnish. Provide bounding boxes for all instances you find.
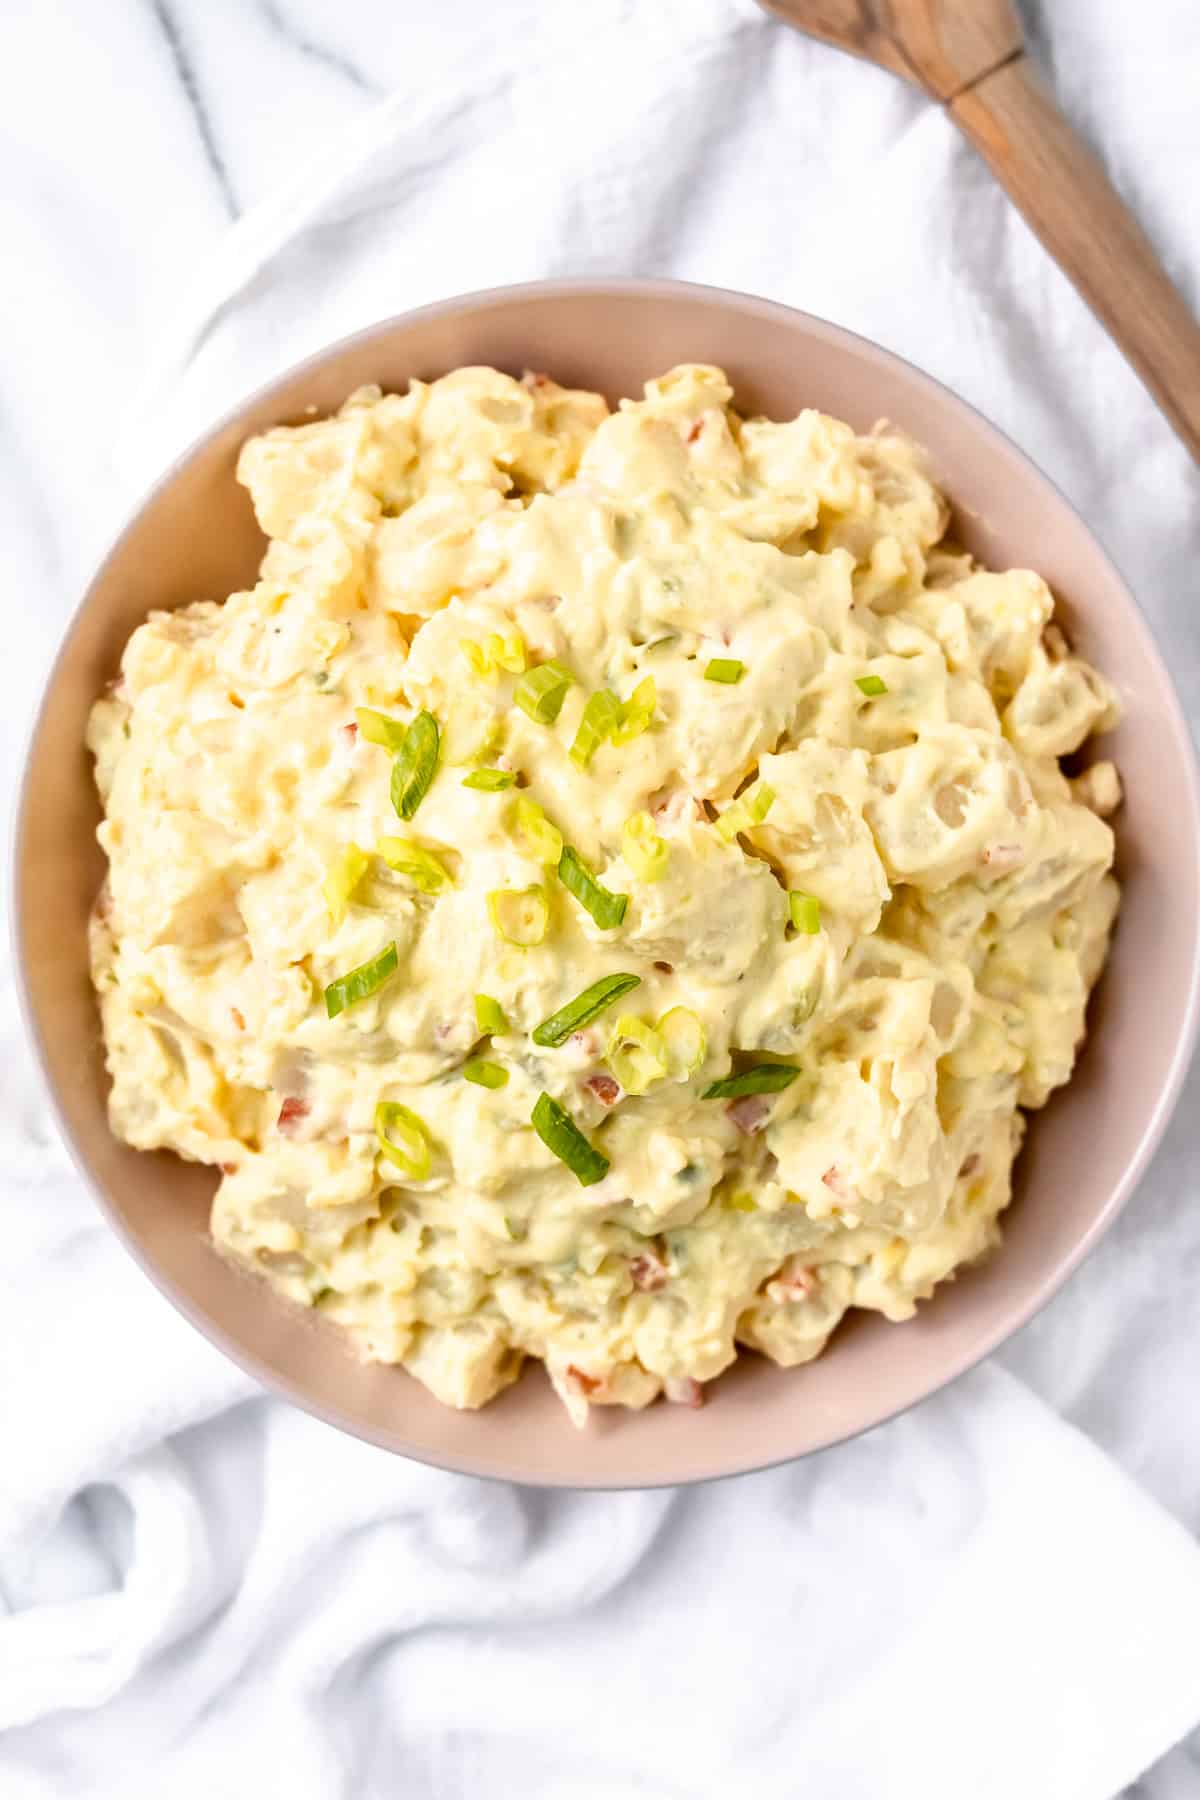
[87,364,1121,1426]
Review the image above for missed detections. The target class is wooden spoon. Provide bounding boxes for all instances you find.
[757,0,1200,459]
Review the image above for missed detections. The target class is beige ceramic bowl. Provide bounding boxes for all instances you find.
[16,282,1200,1487]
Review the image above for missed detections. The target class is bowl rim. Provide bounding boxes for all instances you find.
[13,275,1200,1488]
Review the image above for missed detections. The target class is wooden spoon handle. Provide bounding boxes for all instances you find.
[950,54,1200,460]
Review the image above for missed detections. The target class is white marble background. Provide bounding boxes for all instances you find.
[2,2,1198,1794]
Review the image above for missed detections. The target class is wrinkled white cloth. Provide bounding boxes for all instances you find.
[2,1,1199,1795]
[5,1368,1200,1800]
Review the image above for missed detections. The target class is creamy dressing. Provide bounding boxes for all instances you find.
[88,364,1121,1424]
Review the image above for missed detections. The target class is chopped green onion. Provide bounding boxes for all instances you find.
[532,973,642,1047]
[622,811,669,882]
[725,1190,758,1213]
[704,658,745,684]
[702,1063,800,1100]
[514,797,564,866]
[855,674,888,697]
[460,632,527,678]
[607,1015,668,1095]
[489,632,527,674]
[788,891,822,934]
[557,846,628,929]
[531,1091,610,1187]
[611,675,657,746]
[474,993,510,1036]
[374,1100,432,1179]
[747,781,775,821]
[570,690,623,768]
[390,710,440,821]
[463,1059,509,1089]
[715,781,776,842]
[658,1006,706,1077]
[377,837,453,893]
[355,707,410,751]
[324,942,399,1018]
[487,886,549,946]
[462,767,516,791]
[322,842,369,926]
[513,659,574,725]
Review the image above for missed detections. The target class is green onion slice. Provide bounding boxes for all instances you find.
[513,659,574,725]
[376,837,453,893]
[788,891,822,934]
[474,993,510,1036]
[390,711,440,821]
[462,767,516,791]
[532,972,642,1047]
[855,674,888,697]
[463,1059,509,1089]
[611,675,657,745]
[324,942,399,1018]
[702,1063,800,1100]
[607,1015,668,1095]
[557,846,628,929]
[489,632,526,674]
[570,689,623,767]
[460,632,527,678]
[487,886,549,946]
[356,707,410,752]
[374,1100,432,1179]
[531,1091,610,1187]
[515,798,564,866]
[622,811,669,882]
[704,658,745,684]
[323,843,370,925]
[715,781,776,843]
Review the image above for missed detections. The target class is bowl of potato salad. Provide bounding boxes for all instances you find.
[16,283,1199,1486]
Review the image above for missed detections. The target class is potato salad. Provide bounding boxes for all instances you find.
[88,363,1121,1425]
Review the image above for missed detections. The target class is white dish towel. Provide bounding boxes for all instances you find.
[3,3,1200,1795]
